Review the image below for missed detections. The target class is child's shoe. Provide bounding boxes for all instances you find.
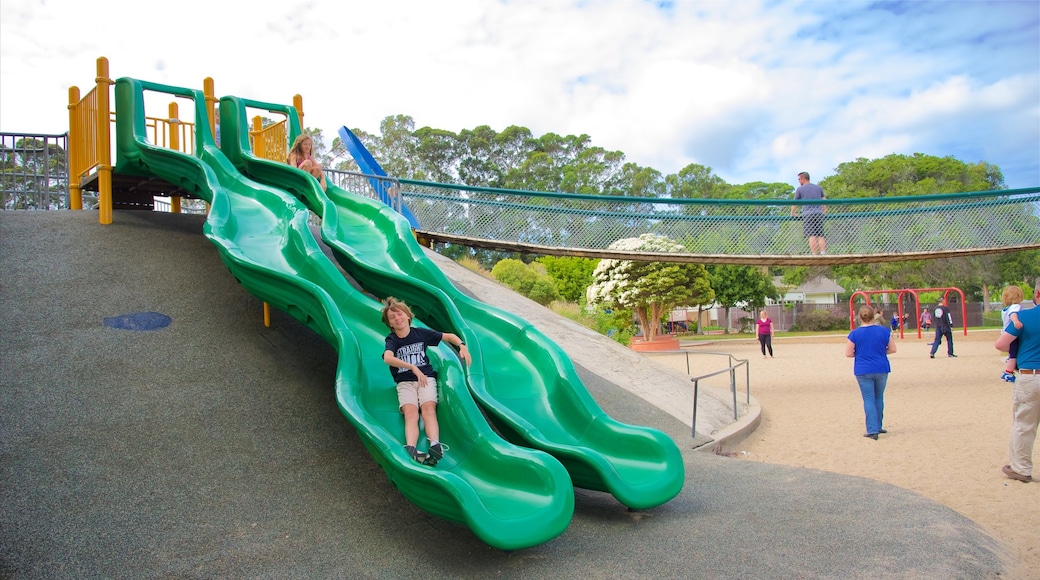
[404,445,427,463]
[423,442,445,466]
[1001,371,1016,383]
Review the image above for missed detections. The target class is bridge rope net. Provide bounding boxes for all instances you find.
[326,171,1040,266]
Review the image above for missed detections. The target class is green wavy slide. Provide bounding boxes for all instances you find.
[216,97,684,510]
[112,77,574,550]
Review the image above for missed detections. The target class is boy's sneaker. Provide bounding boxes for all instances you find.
[404,445,427,464]
[1001,371,1016,383]
[424,442,445,466]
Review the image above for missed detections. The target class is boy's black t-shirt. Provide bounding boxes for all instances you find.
[384,327,443,383]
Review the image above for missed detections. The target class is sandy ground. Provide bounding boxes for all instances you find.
[683,329,1038,574]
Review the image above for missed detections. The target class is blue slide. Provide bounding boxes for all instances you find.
[220,99,684,510]
[337,126,419,228]
[112,78,574,550]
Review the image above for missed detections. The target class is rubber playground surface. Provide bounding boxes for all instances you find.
[0,210,1018,577]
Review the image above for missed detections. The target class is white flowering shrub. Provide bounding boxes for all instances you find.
[587,234,714,342]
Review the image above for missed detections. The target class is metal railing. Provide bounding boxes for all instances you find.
[1,132,70,210]
[326,169,404,214]
[642,350,750,438]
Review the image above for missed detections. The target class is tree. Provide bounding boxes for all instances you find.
[536,256,597,303]
[812,151,1015,298]
[821,153,1005,198]
[586,234,714,342]
[997,250,1040,286]
[372,115,420,178]
[708,265,781,333]
[614,162,667,198]
[490,258,560,305]
[414,126,462,183]
[666,163,729,199]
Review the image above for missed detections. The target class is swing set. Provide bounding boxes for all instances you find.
[848,287,968,339]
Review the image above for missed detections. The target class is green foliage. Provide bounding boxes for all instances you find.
[726,181,795,201]
[709,265,780,309]
[490,258,529,289]
[666,163,728,199]
[820,153,1005,198]
[586,234,714,341]
[997,250,1040,285]
[549,302,635,346]
[709,265,781,333]
[791,309,848,332]
[536,256,597,303]
[490,258,561,305]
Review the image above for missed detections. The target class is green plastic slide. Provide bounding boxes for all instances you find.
[217,97,684,510]
[112,78,573,550]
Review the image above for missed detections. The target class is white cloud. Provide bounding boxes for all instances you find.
[1,0,1037,188]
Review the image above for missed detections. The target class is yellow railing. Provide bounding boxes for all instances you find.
[250,117,288,162]
[68,57,113,223]
[145,108,195,155]
[249,93,307,162]
[68,57,305,224]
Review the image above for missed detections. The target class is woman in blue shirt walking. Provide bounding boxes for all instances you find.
[846,305,897,440]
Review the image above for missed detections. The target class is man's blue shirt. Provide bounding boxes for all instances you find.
[1006,305,1040,368]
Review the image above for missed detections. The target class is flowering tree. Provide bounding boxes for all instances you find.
[586,234,715,342]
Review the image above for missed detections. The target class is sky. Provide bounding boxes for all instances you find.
[1,0,1038,189]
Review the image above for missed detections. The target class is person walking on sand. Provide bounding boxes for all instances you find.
[846,305,897,440]
[994,280,1040,483]
[929,298,956,358]
[791,171,826,255]
[756,310,775,359]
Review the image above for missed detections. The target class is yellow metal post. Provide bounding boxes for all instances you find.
[252,116,264,158]
[95,57,113,224]
[168,102,182,213]
[202,77,215,215]
[263,302,271,327]
[293,94,304,128]
[204,77,217,142]
[67,86,83,210]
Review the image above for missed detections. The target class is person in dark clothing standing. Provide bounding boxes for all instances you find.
[929,298,956,358]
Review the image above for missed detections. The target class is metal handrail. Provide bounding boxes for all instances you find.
[642,349,750,438]
[688,352,749,439]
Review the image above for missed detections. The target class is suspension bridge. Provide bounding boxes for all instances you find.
[326,171,1040,266]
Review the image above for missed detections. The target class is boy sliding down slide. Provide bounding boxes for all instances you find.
[381,297,471,465]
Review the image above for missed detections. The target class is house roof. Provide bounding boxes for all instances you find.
[772,276,845,294]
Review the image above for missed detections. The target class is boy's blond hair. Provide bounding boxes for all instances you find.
[380,296,414,328]
[1001,285,1024,307]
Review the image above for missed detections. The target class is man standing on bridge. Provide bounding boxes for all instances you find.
[791,172,827,255]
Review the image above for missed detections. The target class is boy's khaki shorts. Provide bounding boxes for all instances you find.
[396,378,438,410]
